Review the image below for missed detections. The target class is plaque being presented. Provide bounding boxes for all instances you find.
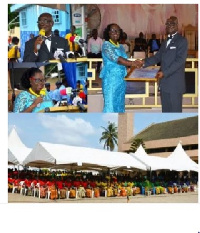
[126,66,160,81]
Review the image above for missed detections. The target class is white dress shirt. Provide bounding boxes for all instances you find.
[166,32,177,47]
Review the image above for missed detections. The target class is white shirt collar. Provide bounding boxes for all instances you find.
[168,32,178,38]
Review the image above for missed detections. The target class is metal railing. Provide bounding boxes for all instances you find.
[87,58,198,108]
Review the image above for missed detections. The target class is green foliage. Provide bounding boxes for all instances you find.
[99,121,118,151]
[8,4,19,29]
[44,64,58,76]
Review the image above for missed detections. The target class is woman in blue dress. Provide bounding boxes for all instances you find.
[13,67,53,113]
[100,24,140,113]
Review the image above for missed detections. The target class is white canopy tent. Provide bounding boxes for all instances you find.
[23,142,147,171]
[8,127,32,166]
[8,149,19,165]
[130,145,172,171]
[167,142,199,172]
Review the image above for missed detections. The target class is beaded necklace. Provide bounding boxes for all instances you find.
[109,39,119,47]
[29,88,46,97]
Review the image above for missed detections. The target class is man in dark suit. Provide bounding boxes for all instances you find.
[133,32,147,53]
[148,33,161,53]
[140,16,188,112]
[23,13,69,62]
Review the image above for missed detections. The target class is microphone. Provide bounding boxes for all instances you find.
[37,29,45,50]
[60,89,67,96]
[72,96,86,112]
[69,36,76,42]
[59,87,72,96]
[39,29,45,38]
[79,91,86,99]
[52,48,66,62]
[69,36,87,57]
[57,54,66,63]
[79,39,85,44]
[70,36,86,44]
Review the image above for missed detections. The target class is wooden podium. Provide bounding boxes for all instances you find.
[38,105,87,113]
[49,57,88,63]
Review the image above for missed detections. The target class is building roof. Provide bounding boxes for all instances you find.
[129,116,198,143]
[10,4,29,13]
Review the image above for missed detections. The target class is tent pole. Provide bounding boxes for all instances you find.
[149,167,152,182]
[18,165,19,179]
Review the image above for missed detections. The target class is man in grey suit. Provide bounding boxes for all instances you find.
[140,16,188,112]
[23,13,69,62]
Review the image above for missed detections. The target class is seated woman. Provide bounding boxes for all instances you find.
[13,67,54,113]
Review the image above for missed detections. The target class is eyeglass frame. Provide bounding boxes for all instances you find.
[37,19,54,25]
[30,77,47,84]
[109,29,121,34]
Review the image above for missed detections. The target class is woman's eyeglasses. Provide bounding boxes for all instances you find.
[31,77,46,84]
[110,29,121,34]
[37,19,53,25]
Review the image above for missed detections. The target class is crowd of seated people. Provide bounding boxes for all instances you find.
[8,168,198,199]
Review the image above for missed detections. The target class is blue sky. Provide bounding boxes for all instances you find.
[8,113,197,150]
[8,113,119,149]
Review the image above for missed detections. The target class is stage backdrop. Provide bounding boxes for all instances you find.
[97,4,198,38]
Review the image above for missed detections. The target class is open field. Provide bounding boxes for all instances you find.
[8,191,198,203]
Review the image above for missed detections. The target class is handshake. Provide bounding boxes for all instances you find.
[133,59,144,69]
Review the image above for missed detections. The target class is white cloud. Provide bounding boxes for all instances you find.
[38,114,96,146]
[102,113,118,124]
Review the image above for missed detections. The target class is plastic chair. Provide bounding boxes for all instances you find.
[12,181,19,194]
[66,189,70,199]
[33,183,40,198]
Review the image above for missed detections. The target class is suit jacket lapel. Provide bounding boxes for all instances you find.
[166,33,179,50]
[50,36,57,55]
[40,41,49,54]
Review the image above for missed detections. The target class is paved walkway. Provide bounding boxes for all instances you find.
[8,191,198,203]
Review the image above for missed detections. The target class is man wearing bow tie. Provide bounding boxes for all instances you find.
[139,16,188,112]
[23,13,69,62]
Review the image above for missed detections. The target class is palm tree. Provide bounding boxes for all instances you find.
[129,138,145,153]
[99,122,118,151]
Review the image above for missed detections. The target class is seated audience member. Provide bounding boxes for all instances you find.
[29,34,35,40]
[77,80,86,103]
[76,80,84,92]
[148,33,160,53]
[23,13,69,62]
[51,81,62,104]
[65,25,80,53]
[8,36,12,48]
[59,78,71,102]
[13,68,53,113]
[45,83,53,99]
[54,29,60,37]
[120,32,130,56]
[52,79,71,104]
[133,32,147,53]
[8,37,20,62]
[87,29,103,73]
